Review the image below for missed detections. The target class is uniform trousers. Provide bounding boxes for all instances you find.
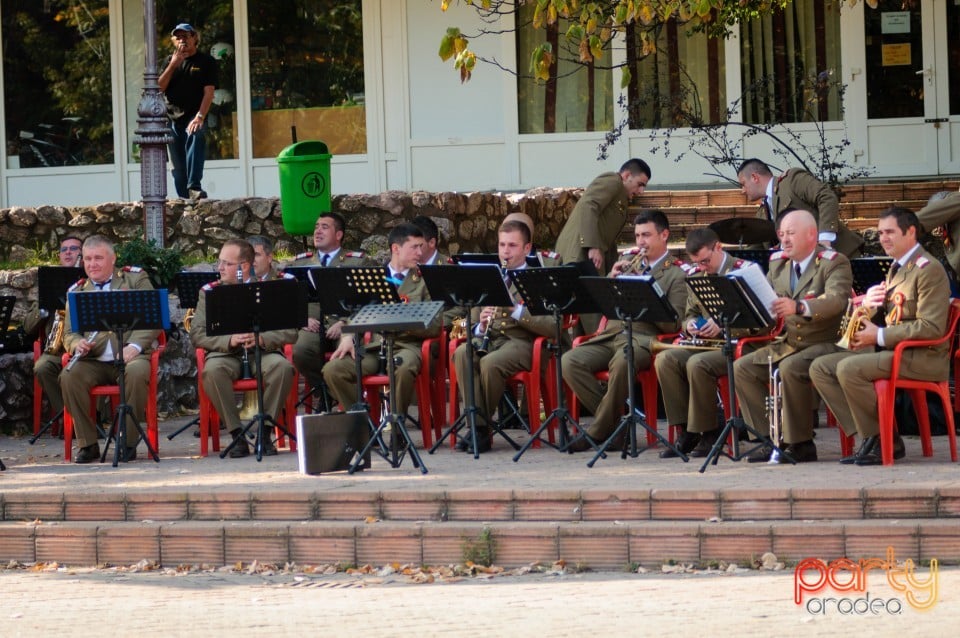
[35,352,65,414]
[561,335,651,440]
[201,352,294,431]
[453,337,534,424]
[654,348,726,433]
[60,356,150,449]
[292,329,335,389]
[734,343,838,444]
[323,342,422,416]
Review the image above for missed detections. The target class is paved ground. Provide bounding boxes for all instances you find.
[3,565,956,636]
[1,414,958,495]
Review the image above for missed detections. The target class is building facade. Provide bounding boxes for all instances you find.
[0,0,957,208]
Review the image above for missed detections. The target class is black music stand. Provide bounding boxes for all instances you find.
[508,266,596,461]
[343,300,443,474]
[204,278,306,461]
[0,296,11,467]
[850,257,893,295]
[453,253,541,268]
[420,264,515,459]
[28,266,84,443]
[284,265,334,413]
[577,276,685,466]
[166,271,220,442]
[310,266,399,458]
[67,288,170,467]
[685,275,791,472]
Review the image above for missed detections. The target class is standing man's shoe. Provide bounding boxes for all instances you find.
[75,443,101,464]
[188,188,208,201]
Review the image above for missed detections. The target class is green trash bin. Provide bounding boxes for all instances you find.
[277,140,331,235]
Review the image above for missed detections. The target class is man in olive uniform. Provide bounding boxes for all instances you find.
[811,207,952,465]
[564,210,687,451]
[737,158,863,257]
[60,235,160,464]
[916,190,960,277]
[285,213,371,399]
[411,215,449,267]
[248,235,278,281]
[734,209,853,463]
[324,223,441,418]
[452,219,556,454]
[655,228,760,459]
[191,239,297,457]
[24,235,83,433]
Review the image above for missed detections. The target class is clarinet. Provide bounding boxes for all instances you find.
[64,332,99,372]
[238,264,253,379]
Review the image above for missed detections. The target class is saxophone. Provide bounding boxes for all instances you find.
[44,309,66,354]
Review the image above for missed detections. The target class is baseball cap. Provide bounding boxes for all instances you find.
[171,23,196,35]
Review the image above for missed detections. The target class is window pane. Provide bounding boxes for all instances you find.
[627,20,727,128]
[740,0,843,123]
[516,5,613,134]
[247,0,365,158]
[864,1,922,119]
[3,0,114,168]
[122,0,238,162]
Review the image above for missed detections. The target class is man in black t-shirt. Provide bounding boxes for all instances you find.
[158,23,218,200]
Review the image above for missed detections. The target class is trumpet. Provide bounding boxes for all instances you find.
[836,300,872,349]
[64,331,99,372]
[615,248,648,276]
[44,309,66,354]
[650,337,726,354]
[765,353,782,464]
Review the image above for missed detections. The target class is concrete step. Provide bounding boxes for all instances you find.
[3,517,958,569]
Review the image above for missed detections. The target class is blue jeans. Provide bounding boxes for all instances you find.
[168,117,206,198]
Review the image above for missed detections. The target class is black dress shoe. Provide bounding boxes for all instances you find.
[782,440,817,463]
[688,429,721,458]
[228,430,251,458]
[457,428,490,452]
[122,446,138,462]
[660,430,700,459]
[261,439,278,456]
[567,436,596,453]
[746,442,774,463]
[855,433,906,466]
[75,443,101,464]
[841,436,876,465]
[463,432,492,454]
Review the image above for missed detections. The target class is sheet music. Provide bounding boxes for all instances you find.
[728,263,777,315]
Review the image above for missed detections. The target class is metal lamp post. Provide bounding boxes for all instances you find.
[134,0,173,247]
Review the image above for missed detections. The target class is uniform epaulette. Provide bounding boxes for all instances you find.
[280,271,296,280]
[817,249,839,261]
[122,265,143,272]
[68,278,86,292]
[733,259,746,268]
[770,250,786,261]
[293,251,313,260]
[916,256,930,269]
[539,250,559,260]
[343,251,365,258]
[201,281,220,292]
[680,262,699,275]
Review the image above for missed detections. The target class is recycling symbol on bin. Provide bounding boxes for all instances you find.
[301,172,326,199]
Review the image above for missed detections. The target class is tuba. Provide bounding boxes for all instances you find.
[44,309,66,354]
[836,300,872,349]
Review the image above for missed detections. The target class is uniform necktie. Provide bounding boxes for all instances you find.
[791,263,801,292]
[761,196,772,221]
[320,254,330,267]
[94,278,111,290]
[395,271,405,282]
[888,262,901,280]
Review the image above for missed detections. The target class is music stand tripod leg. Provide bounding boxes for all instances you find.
[344,332,389,460]
[99,328,160,467]
[429,307,485,458]
[29,408,64,445]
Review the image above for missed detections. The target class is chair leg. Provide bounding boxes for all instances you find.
[875,380,896,466]
[909,389,934,458]
[63,410,74,462]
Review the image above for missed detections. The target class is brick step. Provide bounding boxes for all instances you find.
[3,487,957,523]
[3,518,958,569]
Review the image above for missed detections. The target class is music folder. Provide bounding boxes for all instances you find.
[296,412,371,474]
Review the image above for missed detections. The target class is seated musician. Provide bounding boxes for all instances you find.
[733,209,852,463]
[810,207,951,465]
[190,239,297,458]
[323,223,440,422]
[59,235,160,464]
[655,228,758,459]
[562,210,687,452]
[451,219,555,454]
[286,213,371,401]
[249,235,278,281]
[23,235,83,433]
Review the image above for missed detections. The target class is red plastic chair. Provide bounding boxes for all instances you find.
[61,332,166,462]
[195,344,299,457]
[568,317,678,446]
[873,298,960,466]
[361,332,446,448]
[32,338,46,436]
